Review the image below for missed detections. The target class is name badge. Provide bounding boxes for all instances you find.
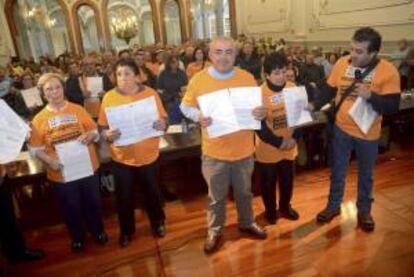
[270,95,283,103]
[48,114,78,128]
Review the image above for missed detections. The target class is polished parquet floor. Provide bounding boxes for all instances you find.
[3,134,414,277]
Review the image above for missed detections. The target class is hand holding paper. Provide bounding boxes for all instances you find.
[282,86,313,127]
[348,96,377,134]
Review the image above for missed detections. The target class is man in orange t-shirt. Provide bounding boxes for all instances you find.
[309,27,401,232]
[180,37,268,253]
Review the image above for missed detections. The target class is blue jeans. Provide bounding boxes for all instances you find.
[327,125,378,213]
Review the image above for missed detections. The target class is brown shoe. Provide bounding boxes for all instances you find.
[239,223,267,239]
[357,213,375,232]
[204,233,222,254]
[316,208,341,223]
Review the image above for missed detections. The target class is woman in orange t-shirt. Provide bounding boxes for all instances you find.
[255,53,301,224]
[29,73,107,253]
[98,59,167,247]
[186,47,211,80]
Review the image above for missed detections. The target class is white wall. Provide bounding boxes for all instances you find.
[235,0,414,53]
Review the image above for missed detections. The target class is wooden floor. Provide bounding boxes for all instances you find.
[3,134,414,277]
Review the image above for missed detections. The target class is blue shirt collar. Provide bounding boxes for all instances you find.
[207,66,235,80]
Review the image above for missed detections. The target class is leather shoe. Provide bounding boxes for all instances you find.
[265,212,277,225]
[279,206,300,220]
[95,232,109,245]
[119,235,132,248]
[358,213,375,232]
[316,208,341,223]
[71,241,85,253]
[239,223,267,239]
[204,232,222,254]
[152,224,166,238]
[9,249,45,264]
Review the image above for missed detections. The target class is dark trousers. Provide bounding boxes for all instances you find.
[257,160,295,219]
[112,160,165,236]
[51,174,105,242]
[0,177,26,261]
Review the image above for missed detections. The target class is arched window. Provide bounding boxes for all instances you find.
[107,0,156,50]
[162,0,183,45]
[10,0,71,60]
[190,0,232,39]
[76,5,100,53]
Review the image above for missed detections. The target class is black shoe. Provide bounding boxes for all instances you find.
[265,212,277,225]
[279,207,300,221]
[204,233,222,254]
[95,232,109,245]
[152,224,166,238]
[316,208,341,223]
[71,241,85,253]
[9,249,45,264]
[119,235,132,248]
[239,223,267,239]
[357,213,375,232]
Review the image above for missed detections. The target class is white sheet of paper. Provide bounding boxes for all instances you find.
[0,100,30,163]
[159,137,169,149]
[166,124,183,134]
[229,87,261,130]
[197,89,240,138]
[348,96,378,134]
[20,87,43,108]
[55,140,94,182]
[86,77,103,98]
[283,86,313,127]
[105,96,163,146]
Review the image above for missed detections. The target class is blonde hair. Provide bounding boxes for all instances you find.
[37,73,65,96]
[37,73,65,88]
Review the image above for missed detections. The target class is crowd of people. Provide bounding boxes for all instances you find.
[0,26,406,263]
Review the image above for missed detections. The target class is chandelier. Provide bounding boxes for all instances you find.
[110,8,139,45]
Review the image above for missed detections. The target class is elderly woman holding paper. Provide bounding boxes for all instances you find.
[28,73,107,253]
[98,58,167,248]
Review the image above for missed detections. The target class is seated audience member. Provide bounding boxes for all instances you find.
[135,51,157,89]
[236,41,263,82]
[64,61,84,106]
[79,56,114,118]
[158,55,188,124]
[186,47,211,80]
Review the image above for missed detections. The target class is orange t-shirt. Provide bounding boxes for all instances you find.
[182,67,257,161]
[147,62,160,76]
[328,56,400,140]
[0,165,5,178]
[255,82,298,163]
[80,76,102,118]
[29,102,100,183]
[98,87,167,167]
[84,99,101,119]
[186,61,211,79]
